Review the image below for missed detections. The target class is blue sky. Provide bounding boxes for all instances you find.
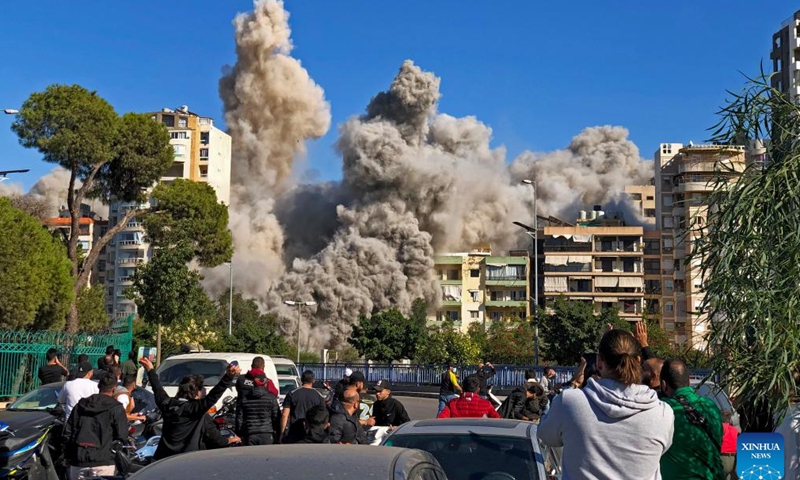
[0,1,793,190]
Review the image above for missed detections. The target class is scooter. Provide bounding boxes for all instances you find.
[0,414,61,480]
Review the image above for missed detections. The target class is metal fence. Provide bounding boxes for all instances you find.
[0,315,133,398]
[298,363,714,390]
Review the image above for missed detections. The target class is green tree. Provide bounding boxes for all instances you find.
[144,179,233,267]
[11,85,173,332]
[76,286,110,331]
[0,198,73,330]
[129,248,216,331]
[211,291,290,355]
[689,72,800,422]
[348,308,424,362]
[484,321,538,365]
[415,322,481,365]
[540,298,626,365]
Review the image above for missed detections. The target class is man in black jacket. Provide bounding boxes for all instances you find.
[369,380,410,428]
[140,357,241,460]
[62,374,128,480]
[235,360,281,445]
[296,405,331,444]
[499,382,546,421]
[476,361,496,399]
[329,387,367,444]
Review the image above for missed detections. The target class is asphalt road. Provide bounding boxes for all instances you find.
[395,395,438,420]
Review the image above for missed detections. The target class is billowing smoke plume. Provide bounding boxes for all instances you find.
[211,0,331,299]
[509,126,653,223]
[0,167,108,218]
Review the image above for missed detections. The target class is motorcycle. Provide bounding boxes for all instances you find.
[0,411,61,480]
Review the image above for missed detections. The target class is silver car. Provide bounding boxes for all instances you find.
[382,418,551,480]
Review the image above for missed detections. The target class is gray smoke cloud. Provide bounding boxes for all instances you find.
[210,0,332,301]
[0,167,109,219]
[509,126,653,223]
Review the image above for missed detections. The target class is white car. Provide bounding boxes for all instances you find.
[277,377,299,407]
[150,352,279,411]
[691,379,741,432]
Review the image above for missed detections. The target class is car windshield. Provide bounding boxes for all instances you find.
[8,385,60,411]
[157,360,229,386]
[278,379,298,395]
[275,365,298,377]
[385,433,539,480]
[695,384,733,411]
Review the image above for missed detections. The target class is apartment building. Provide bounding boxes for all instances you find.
[106,106,232,319]
[623,184,657,227]
[654,143,747,348]
[542,211,646,322]
[44,208,109,289]
[771,9,800,99]
[431,248,530,333]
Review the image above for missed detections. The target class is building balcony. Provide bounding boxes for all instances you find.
[118,276,134,285]
[485,275,527,286]
[126,222,142,229]
[118,240,143,249]
[117,258,146,265]
[439,279,462,285]
[674,181,713,193]
[441,300,461,307]
[543,245,592,252]
[485,300,527,308]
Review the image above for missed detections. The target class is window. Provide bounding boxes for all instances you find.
[200,132,210,145]
[489,311,502,321]
[99,260,107,271]
[469,269,480,278]
[510,290,526,300]
[173,145,186,157]
[446,269,461,281]
[170,131,188,139]
[161,115,174,127]
[646,195,654,201]
[469,291,480,302]
[630,193,642,201]
[469,310,479,319]
[200,166,209,178]
[665,280,674,291]
[644,208,656,217]
[200,148,209,159]
[665,302,674,312]
[446,310,460,321]
[663,196,673,207]
[178,117,188,128]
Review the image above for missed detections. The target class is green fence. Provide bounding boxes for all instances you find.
[0,315,133,398]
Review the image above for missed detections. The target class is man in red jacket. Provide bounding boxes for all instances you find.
[438,375,500,419]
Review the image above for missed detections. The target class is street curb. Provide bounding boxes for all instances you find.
[395,392,439,399]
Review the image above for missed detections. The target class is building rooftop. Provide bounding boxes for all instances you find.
[46,217,95,226]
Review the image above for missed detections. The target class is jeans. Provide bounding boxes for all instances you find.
[438,394,459,416]
[245,433,274,446]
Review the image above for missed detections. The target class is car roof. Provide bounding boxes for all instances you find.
[392,419,535,438]
[158,352,272,362]
[128,445,438,480]
[271,357,297,365]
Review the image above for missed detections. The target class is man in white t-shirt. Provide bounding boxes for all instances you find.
[58,362,99,420]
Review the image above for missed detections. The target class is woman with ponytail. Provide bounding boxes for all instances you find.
[538,329,675,480]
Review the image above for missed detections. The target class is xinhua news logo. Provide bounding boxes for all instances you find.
[737,433,785,480]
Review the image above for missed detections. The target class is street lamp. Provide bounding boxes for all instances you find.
[518,178,539,365]
[3,109,19,115]
[283,300,317,364]
[227,262,233,335]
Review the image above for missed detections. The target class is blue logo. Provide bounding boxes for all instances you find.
[737,432,784,480]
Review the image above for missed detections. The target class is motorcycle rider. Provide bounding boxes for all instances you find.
[235,356,281,445]
[139,357,241,460]
[62,374,128,480]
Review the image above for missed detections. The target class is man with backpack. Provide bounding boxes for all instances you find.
[62,374,128,480]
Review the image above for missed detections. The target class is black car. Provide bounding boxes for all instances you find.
[128,445,447,480]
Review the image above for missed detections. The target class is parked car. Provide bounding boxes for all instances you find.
[691,380,741,432]
[1,382,64,429]
[127,445,447,480]
[272,357,300,379]
[150,353,279,411]
[277,377,300,407]
[382,418,550,480]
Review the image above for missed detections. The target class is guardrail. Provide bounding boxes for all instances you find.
[297,363,714,390]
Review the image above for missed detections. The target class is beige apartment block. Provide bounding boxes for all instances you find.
[654,143,747,349]
[542,218,646,322]
[624,184,657,227]
[431,248,530,333]
[106,106,232,320]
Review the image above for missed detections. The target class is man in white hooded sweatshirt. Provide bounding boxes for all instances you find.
[538,329,674,480]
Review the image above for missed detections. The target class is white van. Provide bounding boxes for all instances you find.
[151,352,279,411]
